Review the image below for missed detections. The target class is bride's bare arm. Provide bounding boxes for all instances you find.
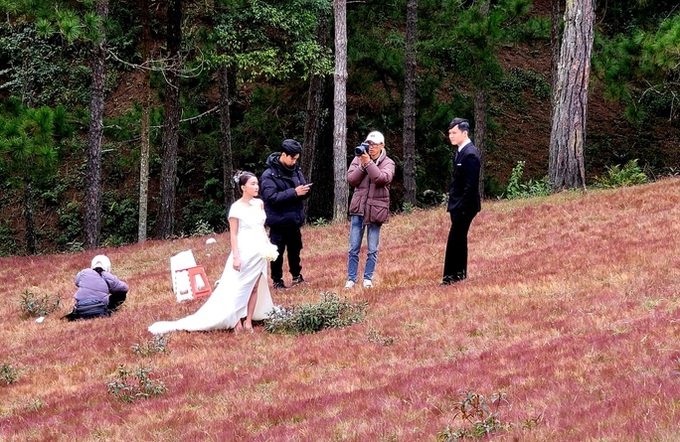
[229,217,241,271]
[258,199,268,236]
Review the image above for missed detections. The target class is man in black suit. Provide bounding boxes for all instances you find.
[442,117,481,285]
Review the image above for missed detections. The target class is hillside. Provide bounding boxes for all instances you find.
[1,178,679,441]
[101,0,680,230]
[1,0,679,257]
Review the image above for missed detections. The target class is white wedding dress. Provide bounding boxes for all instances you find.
[148,199,274,334]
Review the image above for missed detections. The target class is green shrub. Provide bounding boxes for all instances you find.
[438,391,543,441]
[191,219,214,237]
[594,159,648,188]
[505,161,551,199]
[311,217,330,227]
[56,200,83,250]
[19,289,60,318]
[367,328,395,346]
[0,220,17,257]
[264,292,367,335]
[495,68,550,111]
[106,364,166,403]
[0,362,20,385]
[131,336,170,357]
[101,195,138,247]
[419,189,447,207]
[181,198,227,236]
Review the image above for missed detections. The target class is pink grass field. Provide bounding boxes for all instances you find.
[1,178,679,441]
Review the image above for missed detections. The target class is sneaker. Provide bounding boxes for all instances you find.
[344,280,355,289]
[291,274,305,286]
[273,279,287,290]
[363,279,373,288]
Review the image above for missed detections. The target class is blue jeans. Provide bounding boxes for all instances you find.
[347,215,381,282]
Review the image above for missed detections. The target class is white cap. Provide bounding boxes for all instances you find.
[91,255,111,273]
[364,131,385,145]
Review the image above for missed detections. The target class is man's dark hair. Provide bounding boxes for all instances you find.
[281,139,302,156]
[448,117,470,133]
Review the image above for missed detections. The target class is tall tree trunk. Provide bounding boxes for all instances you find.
[302,13,330,209]
[213,0,235,216]
[302,72,325,184]
[23,181,36,254]
[332,0,348,222]
[137,0,151,243]
[549,0,594,191]
[84,0,108,249]
[472,0,489,198]
[218,63,235,212]
[473,89,487,197]
[403,0,418,207]
[156,0,183,238]
[550,0,561,116]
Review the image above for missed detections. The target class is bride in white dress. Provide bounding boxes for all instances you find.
[148,172,275,334]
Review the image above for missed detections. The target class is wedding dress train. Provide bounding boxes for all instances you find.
[148,199,274,334]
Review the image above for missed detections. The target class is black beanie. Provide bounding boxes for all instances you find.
[281,139,302,156]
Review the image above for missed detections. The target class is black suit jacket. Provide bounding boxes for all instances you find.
[447,141,481,219]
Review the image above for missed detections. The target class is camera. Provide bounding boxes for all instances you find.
[354,142,369,156]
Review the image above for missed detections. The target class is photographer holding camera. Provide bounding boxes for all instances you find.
[344,131,395,289]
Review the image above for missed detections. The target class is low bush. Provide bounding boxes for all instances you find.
[106,364,166,403]
[438,391,542,440]
[594,159,648,188]
[0,362,20,385]
[19,289,60,318]
[367,328,395,346]
[131,336,170,357]
[506,161,551,199]
[264,292,367,335]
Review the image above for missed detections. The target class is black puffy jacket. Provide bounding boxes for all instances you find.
[260,152,308,227]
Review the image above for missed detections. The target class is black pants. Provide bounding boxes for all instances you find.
[443,211,476,280]
[269,225,303,281]
[108,291,127,311]
[63,291,127,321]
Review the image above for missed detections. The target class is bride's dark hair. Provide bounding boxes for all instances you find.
[233,170,257,193]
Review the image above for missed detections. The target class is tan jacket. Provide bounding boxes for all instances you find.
[347,149,395,225]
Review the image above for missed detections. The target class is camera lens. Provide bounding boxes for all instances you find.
[354,143,369,156]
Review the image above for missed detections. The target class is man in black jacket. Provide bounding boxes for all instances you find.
[260,139,311,289]
[442,118,481,285]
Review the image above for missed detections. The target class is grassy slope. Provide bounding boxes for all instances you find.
[1,178,679,441]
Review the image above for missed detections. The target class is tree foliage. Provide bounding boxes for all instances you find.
[594,5,680,124]
[0,100,71,253]
[0,0,678,253]
[0,100,69,188]
[213,0,333,81]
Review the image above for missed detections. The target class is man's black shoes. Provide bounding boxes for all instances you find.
[273,275,305,289]
[440,272,466,286]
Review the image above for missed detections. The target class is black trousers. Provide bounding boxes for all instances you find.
[63,291,126,321]
[443,211,476,280]
[269,225,303,281]
[108,291,127,311]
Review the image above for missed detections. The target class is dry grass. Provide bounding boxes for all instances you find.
[1,178,680,441]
